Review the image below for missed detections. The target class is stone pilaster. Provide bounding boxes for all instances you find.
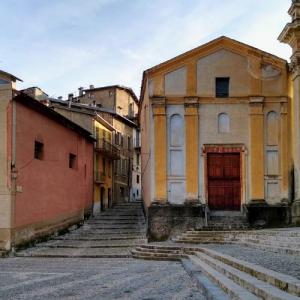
[280,101,289,200]
[184,97,199,203]
[278,0,300,223]
[151,97,167,203]
[249,97,265,202]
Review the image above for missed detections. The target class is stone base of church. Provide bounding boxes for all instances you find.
[291,200,300,226]
[246,201,291,227]
[147,203,205,241]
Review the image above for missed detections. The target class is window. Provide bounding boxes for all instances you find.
[137,175,140,184]
[69,153,76,169]
[216,77,229,97]
[34,141,44,160]
[136,153,140,166]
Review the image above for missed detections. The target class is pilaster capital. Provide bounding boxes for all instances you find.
[184,97,199,115]
[184,96,199,107]
[151,97,166,116]
[249,97,264,115]
[281,101,288,114]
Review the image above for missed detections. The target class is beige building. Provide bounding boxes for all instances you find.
[140,28,299,240]
[77,85,139,203]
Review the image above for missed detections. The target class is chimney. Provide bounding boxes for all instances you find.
[89,85,94,90]
[78,87,84,97]
[68,93,73,108]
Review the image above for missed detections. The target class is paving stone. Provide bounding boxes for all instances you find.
[0,258,205,299]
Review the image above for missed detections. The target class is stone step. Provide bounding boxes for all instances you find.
[198,247,300,296]
[193,251,299,299]
[76,230,146,235]
[131,250,183,261]
[239,234,300,242]
[250,229,300,237]
[38,239,148,248]
[83,225,146,229]
[92,216,143,220]
[16,247,132,258]
[70,232,146,238]
[172,237,230,244]
[236,241,300,256]
[189,255,259,300]
[181,259,231,300]
[86,220,145,225]
[54,235,146,241]
[243,238,300,249]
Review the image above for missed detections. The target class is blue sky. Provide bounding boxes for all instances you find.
[0,0,292,98]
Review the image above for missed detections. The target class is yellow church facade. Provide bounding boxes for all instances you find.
[140,9,300,239]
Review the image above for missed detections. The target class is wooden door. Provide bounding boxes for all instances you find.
[207,153,241,210]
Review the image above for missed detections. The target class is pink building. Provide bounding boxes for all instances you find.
[0,70,94,251]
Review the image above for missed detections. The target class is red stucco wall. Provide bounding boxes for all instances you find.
[14,101,93,228]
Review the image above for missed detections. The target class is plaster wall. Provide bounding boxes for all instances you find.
[197,49,251,97]
[165,67,187,96]
[14,101,94,233]
[0,79,14,249]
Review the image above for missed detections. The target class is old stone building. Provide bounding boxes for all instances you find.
[76,85,139,203]
[140,10,300,239]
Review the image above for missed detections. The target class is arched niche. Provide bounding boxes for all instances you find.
[169,114,184,147]
[267,111,278,146]
[218,113,230,133]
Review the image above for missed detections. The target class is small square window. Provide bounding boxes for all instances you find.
[34,141,44,160]
[216,77,229,98]
[69,153,77,169]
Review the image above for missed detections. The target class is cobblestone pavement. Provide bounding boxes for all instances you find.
[203,243,300,279]
[0,257,205,300]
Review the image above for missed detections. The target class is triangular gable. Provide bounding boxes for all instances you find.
[145,36,287,77]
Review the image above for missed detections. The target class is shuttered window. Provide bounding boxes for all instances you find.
[216,77,230,98]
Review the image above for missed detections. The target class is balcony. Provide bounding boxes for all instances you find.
[94,171,106,184]
[134,138,141,149]
[95,138,120,159]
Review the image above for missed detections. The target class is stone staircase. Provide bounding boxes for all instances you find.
[131,244,300,299]
[172,227,300,256]
[16,201,147,258]
[172,230,240,244]
[235,228,300,256]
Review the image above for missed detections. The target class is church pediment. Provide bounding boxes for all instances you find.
[146,36,287,77]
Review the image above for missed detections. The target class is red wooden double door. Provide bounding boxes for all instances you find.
[207,153,241,211]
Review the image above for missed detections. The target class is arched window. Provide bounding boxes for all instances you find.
[170,114,183,147]
[218,113,230,133]
[267,111,278,146]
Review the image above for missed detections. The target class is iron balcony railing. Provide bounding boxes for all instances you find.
[94,171,106,183]
[95,138,120,159]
